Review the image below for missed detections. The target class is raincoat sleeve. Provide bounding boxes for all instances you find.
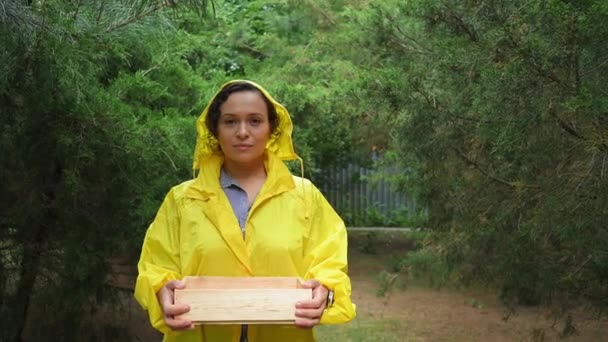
[134,188,182,334]
[303,184,357,324]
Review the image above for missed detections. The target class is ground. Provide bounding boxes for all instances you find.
[122,231,608,341]
[315,231,608,342]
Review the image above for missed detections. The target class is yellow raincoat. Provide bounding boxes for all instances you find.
[134,80,356,341]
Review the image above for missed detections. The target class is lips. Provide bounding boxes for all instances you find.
[234,144,253,150]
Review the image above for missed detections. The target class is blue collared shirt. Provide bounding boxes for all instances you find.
[220,168,252,342]
[220,168,250,238]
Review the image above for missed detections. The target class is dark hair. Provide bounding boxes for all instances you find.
[205,82,279,137]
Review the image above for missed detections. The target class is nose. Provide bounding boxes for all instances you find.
[236,121,249,139]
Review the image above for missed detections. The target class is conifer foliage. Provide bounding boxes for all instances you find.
[1,1,210,340]
[350,0,608,317]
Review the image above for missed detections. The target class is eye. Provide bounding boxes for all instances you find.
[222,118,237,126]
[249,117,262,126]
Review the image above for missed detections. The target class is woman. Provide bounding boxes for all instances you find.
[134,80,356,341]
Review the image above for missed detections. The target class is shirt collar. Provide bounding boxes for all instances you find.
[220,167,241,189]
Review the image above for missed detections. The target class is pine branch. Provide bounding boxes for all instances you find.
[501,26,563,85]
[454,147,539,189]
[236,44,268,59]
[303,0,336,26]
[440,1,478,42]
[547,102,585,141]
[96,0,107,25]
[392,21,434,55]
[105,0,175,33]
[0,0,41,35]
[72,0,83,21]
[581,52,608,77]
[553,113,584,140]
[103,0,212,33]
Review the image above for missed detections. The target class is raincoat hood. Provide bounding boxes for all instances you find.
[193,80,298,171]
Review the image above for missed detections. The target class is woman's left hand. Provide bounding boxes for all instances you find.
[295,279,329,328]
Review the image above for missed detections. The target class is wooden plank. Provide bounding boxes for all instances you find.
[182,276,303,289]
[174,276,311,324]
[175,288,311,324]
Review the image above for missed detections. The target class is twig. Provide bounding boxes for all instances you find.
[96,0,106,26]
[141,64,160,77]
[501,22,563,85]
[106,0,175,33]
[236,44,267,59]
[454,147,539,189]
[581,53,608,77]
[549,111,584,141]
[72,0,82,21]
[575,152,596,193]
[567,255,592,279]
[391,18,434,54]
[441,1,478,42]
[303,0,336,26]
[160,149,178,171]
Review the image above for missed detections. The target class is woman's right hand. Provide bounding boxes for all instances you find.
[156,279,194,330]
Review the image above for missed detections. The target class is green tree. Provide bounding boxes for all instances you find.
[345,0,608,320]
[0,1,210,340]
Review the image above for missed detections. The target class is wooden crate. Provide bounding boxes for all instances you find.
[174,276,312,324]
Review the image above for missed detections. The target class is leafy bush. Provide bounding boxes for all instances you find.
[346,0,608,315]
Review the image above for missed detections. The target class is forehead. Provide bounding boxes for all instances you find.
[220,91,268,115]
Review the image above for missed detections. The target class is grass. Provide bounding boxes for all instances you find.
[314,230,439,342]
[315,316,412,342]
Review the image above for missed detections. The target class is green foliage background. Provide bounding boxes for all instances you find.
[354,0,608,316]
[1,0,607,340]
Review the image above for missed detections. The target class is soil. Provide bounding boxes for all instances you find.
[346,231,608,342]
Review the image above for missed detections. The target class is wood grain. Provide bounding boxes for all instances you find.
[182,276,304,289]
[174,276,312,324]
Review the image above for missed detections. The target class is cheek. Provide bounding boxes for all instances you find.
[262,124,272,139]
[217,125,230,139]
[216,130,231,148]
[260,131,271,144]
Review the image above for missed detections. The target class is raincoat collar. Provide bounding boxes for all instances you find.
[185,152,295,201]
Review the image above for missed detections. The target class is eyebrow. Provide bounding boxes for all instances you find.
[220,112,265,117]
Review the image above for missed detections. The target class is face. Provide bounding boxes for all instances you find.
[217,91,271,167]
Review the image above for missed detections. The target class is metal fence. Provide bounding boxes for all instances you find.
[316,164,415,226]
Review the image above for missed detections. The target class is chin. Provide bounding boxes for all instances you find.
[226,153,265,165]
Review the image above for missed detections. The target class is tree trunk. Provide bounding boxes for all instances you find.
[13,157,59,342]
[14,225,46,342]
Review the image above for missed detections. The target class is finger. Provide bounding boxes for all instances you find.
[165,279,186,290]
[297,288,326,306]
[295,307,324,319]
[296,298,325,309]
[165,316,194,331]
[159,292,179,310]
[312,286,328,300]
[159,280,187,308]
[158,287,173,301]
[164,303,190,316]
[295,316,320,329]
[299,279,320,289]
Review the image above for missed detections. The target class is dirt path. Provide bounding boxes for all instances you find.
[346,233,608,342]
